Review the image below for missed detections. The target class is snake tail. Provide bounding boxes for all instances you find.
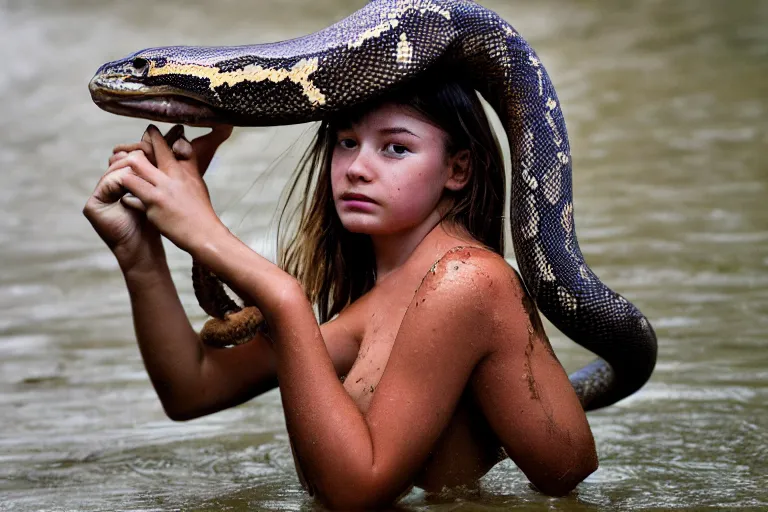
[191,260,267,347]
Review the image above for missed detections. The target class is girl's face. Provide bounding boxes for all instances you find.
[331,103,459,236]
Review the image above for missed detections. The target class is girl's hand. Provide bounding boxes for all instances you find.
[83,130,166,273]
[108,124,233,254]
[111,124,232,177]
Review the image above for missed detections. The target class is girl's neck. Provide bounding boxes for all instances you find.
[371,214,473,283]
[371,211,442,282]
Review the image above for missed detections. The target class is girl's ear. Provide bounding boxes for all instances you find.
[445,149,472,191]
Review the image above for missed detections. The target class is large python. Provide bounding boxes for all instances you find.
[89,0,657,411]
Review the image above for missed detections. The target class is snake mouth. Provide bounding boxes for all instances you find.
[93,95,222,126]
[89,75,224,127]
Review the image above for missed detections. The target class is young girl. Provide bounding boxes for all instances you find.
[83,76,597,509]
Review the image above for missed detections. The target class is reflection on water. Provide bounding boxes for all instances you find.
[1,0,766,510]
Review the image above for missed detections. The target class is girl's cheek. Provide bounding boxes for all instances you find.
[330,166,344,192]
[391,189,433,218]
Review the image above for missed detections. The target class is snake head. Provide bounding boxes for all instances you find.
[89,48,229,126]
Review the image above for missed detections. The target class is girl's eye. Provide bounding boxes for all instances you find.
[338,138,357,149]
[385,143,410,156]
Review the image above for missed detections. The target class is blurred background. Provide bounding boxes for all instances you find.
[1,0,766,510]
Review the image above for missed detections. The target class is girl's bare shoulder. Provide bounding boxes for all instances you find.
[415,245,536,346]
[331,245,525,344]
[423,245,521,299]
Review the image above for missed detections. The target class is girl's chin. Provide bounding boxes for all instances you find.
[338,211,428,237]
[340,221,380,235]
[339,216,388,236]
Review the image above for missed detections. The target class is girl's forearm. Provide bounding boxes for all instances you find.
[122,239,276,420]
[190,227,307,323]
[192,231,387,507]
[122,246,208,418]
[271,301,380,507]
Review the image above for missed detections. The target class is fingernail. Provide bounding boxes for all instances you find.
[172,137,190,149]
[165,124,184,143]
[172,138,193,159]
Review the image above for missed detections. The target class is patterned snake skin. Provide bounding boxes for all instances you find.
[89,0,657,410]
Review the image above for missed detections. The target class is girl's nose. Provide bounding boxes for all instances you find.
[346,149,374,183]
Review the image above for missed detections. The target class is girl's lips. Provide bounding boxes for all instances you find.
[341,192,377,203]
[341,199,377,211]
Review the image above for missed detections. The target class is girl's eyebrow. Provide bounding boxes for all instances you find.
[378,127,421,138]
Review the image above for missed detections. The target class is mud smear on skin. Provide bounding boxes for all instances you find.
[521,328,559,434]
[522,334,540,401]
[520,286,557,360]
[513,270,557,401]
[519,284,561,435]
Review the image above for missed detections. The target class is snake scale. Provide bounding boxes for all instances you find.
[89,0,657,411]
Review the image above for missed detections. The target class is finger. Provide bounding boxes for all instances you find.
[109,150,167,185]
[147,124,178,170]
[191,125,233,176]
[164,124,186,147]
[141,129,157,165]
[172,136,194,161]
[91,166,134,205]
[109,151,128,166]
[113,138,156,166]
[106,151,140,174]
[113,140,152,155]
[122,172,158,205]
[162,124,194,160]
[107,155,131,174]
[163,124,200,164]
[120,193,147,212]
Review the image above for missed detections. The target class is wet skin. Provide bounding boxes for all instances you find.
[282,221,599,502]
[328,230,509,491]
[296,103,596,499]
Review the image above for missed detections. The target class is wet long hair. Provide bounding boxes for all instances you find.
[277,73,506,323]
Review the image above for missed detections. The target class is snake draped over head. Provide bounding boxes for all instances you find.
[89,0,657,411]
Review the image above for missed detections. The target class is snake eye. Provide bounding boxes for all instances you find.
[131,57,149,72]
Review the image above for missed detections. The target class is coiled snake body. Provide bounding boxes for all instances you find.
[90,0,657,410]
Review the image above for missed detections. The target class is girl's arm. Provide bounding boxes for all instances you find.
[122,251,279,421]
[89,127,358,422]
[123,252,358,421]
[470,274,599,496]
[86,126,279,421]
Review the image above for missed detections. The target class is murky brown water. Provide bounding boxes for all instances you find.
[1,0,766,510]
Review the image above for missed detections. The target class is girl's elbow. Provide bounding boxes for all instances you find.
[162,401,204,422]
[156,388,212,421]
[312,472,401,510]
[162,396,231,422]
[317,491,395,511]
[532,450,598,497]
